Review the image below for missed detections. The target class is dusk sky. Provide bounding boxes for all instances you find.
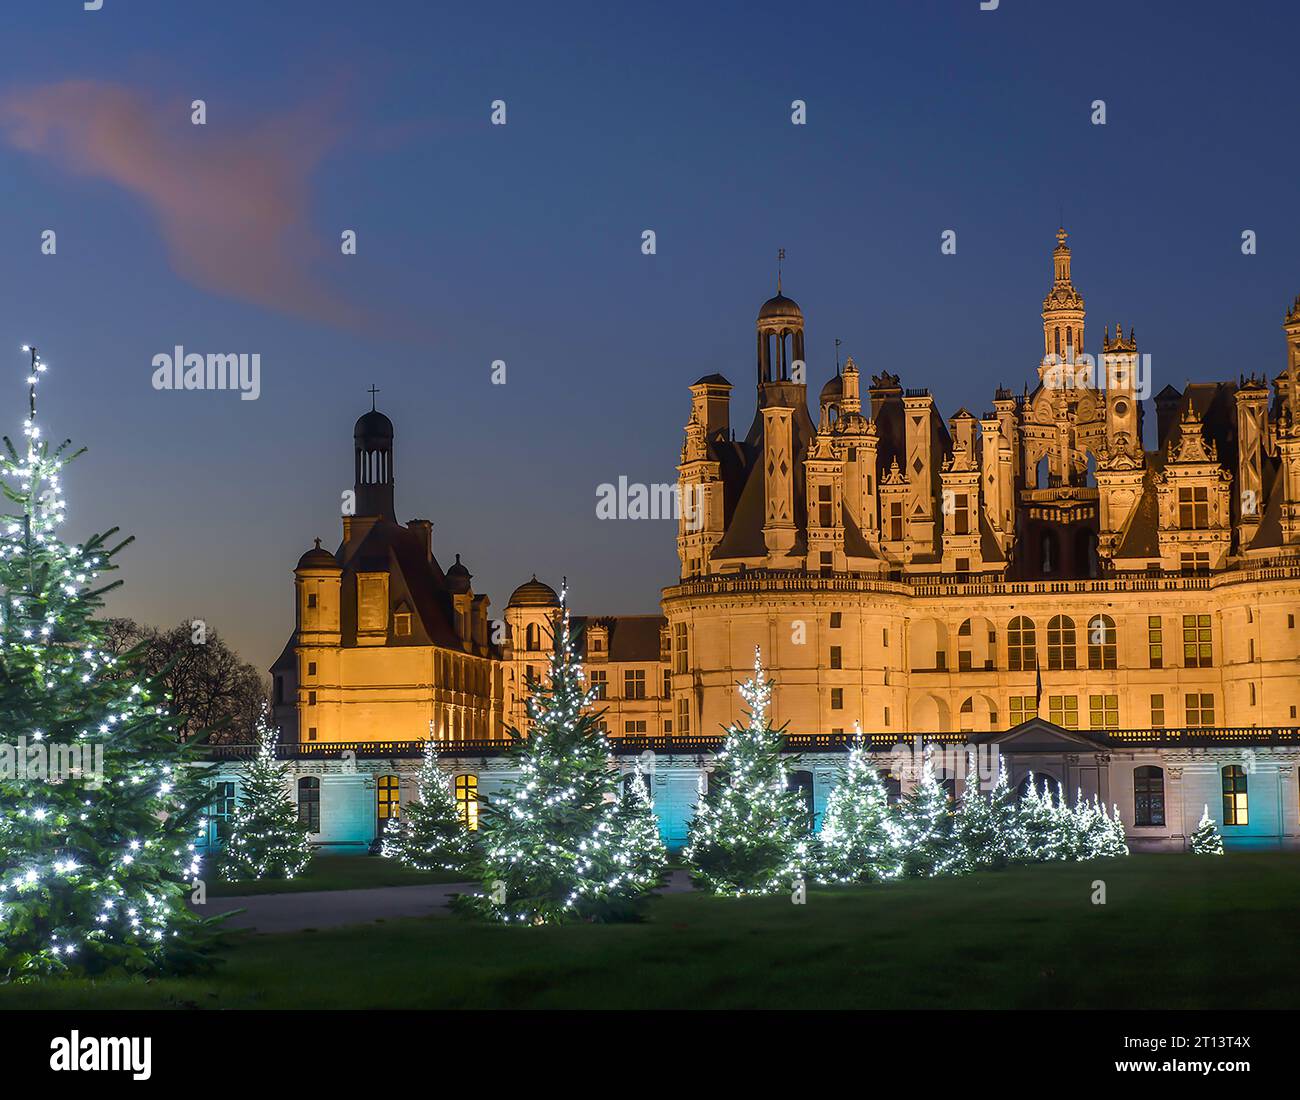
[2,0,1296,672]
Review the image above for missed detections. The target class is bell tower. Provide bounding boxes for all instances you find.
[354,390,395,519]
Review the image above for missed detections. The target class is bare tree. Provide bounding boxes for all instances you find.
[105,618,268,744]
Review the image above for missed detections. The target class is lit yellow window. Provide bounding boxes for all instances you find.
[377,774,401,820]
[455,774,479,831]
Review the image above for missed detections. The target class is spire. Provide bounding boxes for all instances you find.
[1041,226,1086,371]
[777,247,785,294]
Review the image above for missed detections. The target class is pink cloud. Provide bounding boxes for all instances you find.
[1,80,363,326]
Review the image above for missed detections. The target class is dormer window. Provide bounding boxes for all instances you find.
[1178,486,1209,529]
[394,609,412,637]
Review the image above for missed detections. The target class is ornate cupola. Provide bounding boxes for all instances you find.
[1040,227,1086,373]
[756,260,805,385]
[354,393,395,519]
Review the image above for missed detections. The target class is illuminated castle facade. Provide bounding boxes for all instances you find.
[204,232,1300,856]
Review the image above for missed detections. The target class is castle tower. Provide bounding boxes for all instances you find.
[1040,227,1086,374]
[756,276,805,385]
[354,400,395,519]
[1277,297,1300,544]
[1102,323,1142,456]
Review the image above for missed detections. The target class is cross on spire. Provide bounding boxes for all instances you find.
[368,384,380,411]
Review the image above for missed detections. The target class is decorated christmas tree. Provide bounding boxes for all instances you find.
[1017,772,1058,861]
[953,752,999,872]
[986,757,1029,865]
[1100,802,1131,857]
[896,749,960,877]
[616,764,667,889]
[816,731,901,884]
[1189,804,1224,855]
[0,347,213,978]
[1072,794,1113,859]
[381,732,474,873]
[219,710,313,881]
[684,651,811,896]
[459,584,658,923]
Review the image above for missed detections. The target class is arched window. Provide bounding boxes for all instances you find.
[1047,615,1076,670]
[1007,616,1036,671]
[1222,766,1248,826]
[377,774,401,823]
[1133,766,1165,826]
[1041,530,1058,573]
[297,776,321,833]
[525,623,541,651]
[958,618,995,671]
[455,774,479,831]
[1016,774,1061,803]
[786,770,815,832]
[1087,614,1117,670]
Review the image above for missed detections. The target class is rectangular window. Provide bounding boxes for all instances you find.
[954,493,970,535]
[1183,614,1212,667]
[308,690,316,706]
[1185,692,1215,728]
[662,669,670,697]
[830,646,842,670]
[307,727,317,741]
[830,612,842,628]
[1178,485,1210,529]
[1088,694,1119,730]
[883,706,890,727]
[589,669,607,699]
[830,688,843,710]
[1147,616,1163,669]
[624,720,647,734]
[1009,696,1036,726]
[306,593,317,609]
[1180,551,1211,572]
[889,501,904,541]
[393,612,412,636]
[663,720,672,734]
[818,484,832,527]
[1150,694,1165,728]
[307,661,317,676]
[212,781,236,841]
[676,696,690,735]
[673,622,688,674]
[624,669,646,699]
[882,627,889,647]
[1222,767,1248,826]
[1049,695,1078,729]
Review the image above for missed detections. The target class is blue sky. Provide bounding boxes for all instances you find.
[1,0,1296,669]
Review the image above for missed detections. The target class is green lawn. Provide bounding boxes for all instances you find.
[206,854,469,897]
[8,854,1298,1009]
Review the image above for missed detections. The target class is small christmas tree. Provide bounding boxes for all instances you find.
[219,711,313,881]
[896,750,960,877]
[0,348,213,978]
[617,765,667,888]
[817,732,901,884]
[381,733,474,873]
[987,758,1029,865]
[1189,805,1224,855]
[685,651,811,896]
[1073,794,1112,859]
[953,752,998,872]
[458,583,657,922]
[1104,802,1131,857]
[1017,772,1057,861]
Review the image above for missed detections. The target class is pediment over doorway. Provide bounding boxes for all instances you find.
[967,717,1108,754]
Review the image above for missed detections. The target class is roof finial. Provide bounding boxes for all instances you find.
[367,384,380,411]
[834,337,842,373]
[314,537,322,549]
[777,247,785,294]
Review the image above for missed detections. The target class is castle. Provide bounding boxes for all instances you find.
[204,231,1300,854]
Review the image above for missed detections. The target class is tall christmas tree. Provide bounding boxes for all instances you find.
[1104,802,1130,857]
[817,731,900,883]
[953,752,999,872]
[896,750,960,878]
[459,584,658,923]
[1017,772,1057,861]
[986,757,1029,865]
[1189,805,1224,855]
[0,347,213,978]
[381,732,474,873]
[616,765,667,889]
[219,710,313,881]
[684,651,811,896]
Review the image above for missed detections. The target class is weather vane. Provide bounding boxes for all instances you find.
[777,248,785,294]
